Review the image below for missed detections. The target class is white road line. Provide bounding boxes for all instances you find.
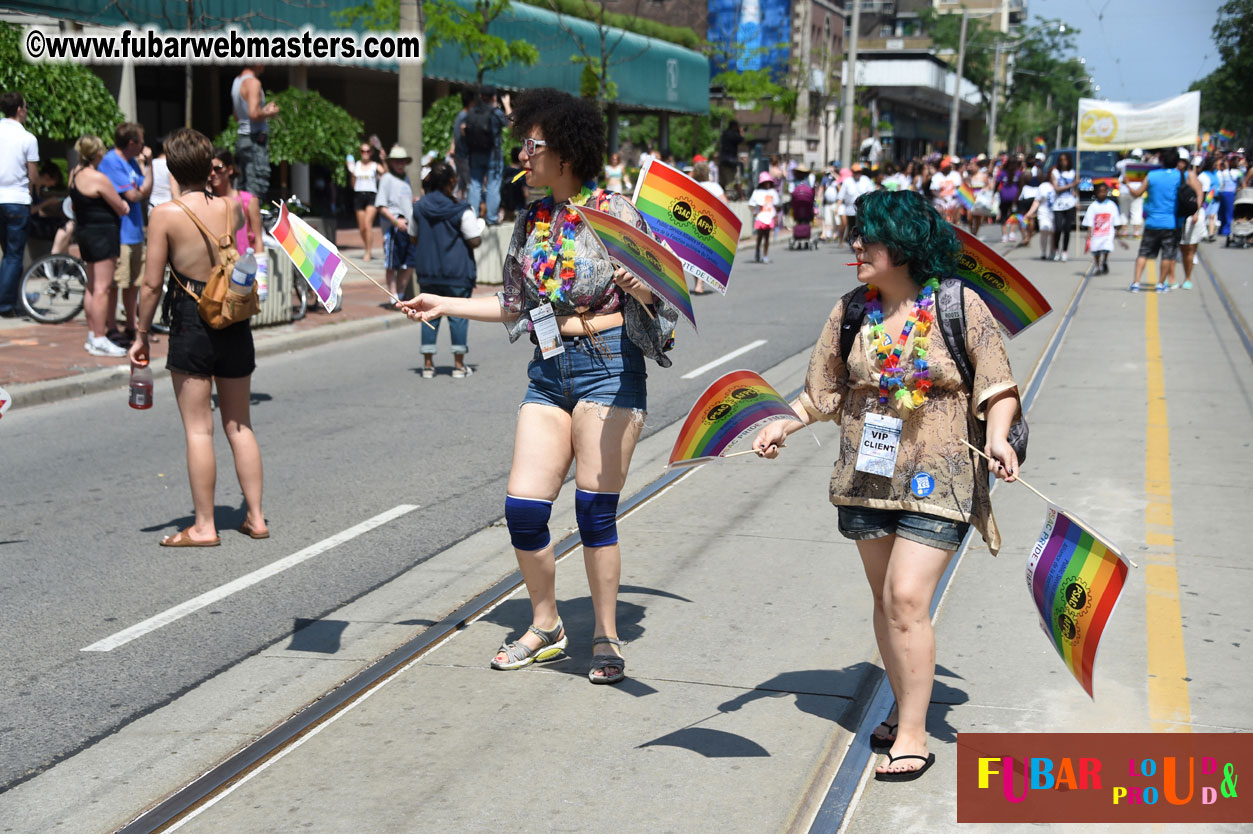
[81,504,420,652]
[680,339,768,380]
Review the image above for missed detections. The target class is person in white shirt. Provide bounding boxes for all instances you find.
[929,157,963,225]
[1022,179,1056,261]
[347,142,386,261]
[837,163,874,241]
[1081,181,1122,274]
[748,171,780,263]
[375,145,416,300]
[0,91,39,317]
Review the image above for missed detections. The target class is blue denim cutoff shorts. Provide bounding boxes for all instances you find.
[522,326,647,413]
[837,505,970,551]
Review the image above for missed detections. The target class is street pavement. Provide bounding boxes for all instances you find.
[0,233,1250,833]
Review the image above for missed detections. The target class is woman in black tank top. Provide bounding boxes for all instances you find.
[70,135,130,357]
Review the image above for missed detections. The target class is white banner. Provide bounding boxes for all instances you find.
[1076,92,1200,151]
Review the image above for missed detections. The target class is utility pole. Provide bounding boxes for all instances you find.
[398,0,423,193]
[947,11,968,157]
[840,0,861,167]
[988,42,1002,158]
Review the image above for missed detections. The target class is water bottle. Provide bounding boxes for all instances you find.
[129,359,153,410]
[255,250,269,302]
[231,247,257,289]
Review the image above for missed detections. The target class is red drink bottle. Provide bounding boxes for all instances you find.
[129,359,153,410]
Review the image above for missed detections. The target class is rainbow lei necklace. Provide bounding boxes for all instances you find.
[865,277,940,411]
[527,183,602,305]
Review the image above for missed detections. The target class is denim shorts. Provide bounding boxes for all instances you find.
[522,326,647,413]
[837,505,970,551]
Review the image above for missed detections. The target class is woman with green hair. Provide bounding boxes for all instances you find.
[752,189,1021,781]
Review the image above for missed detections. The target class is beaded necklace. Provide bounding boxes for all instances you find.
[526,182,604,305]
[865,277,940,411]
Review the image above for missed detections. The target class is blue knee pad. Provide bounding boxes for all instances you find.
[575,489,620,547]
[505,495,552,551]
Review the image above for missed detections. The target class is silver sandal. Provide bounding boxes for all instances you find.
[490,619,568,670]
[588,636,625,685]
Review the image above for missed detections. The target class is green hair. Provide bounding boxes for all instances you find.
[853,190,960,285]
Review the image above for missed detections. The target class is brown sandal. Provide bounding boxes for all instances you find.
[160,527,220,547]
[239,520,270,539]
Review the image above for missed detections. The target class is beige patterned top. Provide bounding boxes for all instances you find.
[797,285,1019,555]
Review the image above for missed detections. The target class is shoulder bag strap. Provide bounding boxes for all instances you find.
[938,278,975,393]
[168,198,238,298]
[838,285,868,365]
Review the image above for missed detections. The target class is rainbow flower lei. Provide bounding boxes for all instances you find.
[865,277,940,411]
[526,182,603,306]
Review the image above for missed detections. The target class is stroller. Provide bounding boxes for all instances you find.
[1227,188,1253,248]
[788,181,818,250]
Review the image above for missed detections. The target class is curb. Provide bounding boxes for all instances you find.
[7,313,410,410]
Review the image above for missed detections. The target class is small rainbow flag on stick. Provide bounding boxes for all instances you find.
[1219,128,1236,141]
[1028,502,1130,698]
[668,370,802,468]
[632,159,742,295]
[952,227,1051,337]
[1123,163,1158,183]
[270,203,346,313]
[571,205,696,331]
[956,183,976,210]
[1034,136,1047,153]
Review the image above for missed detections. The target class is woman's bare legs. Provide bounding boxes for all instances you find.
[571,402,644,679]
[215,375,266,534]
[171,373,219,542]
[357,204,377,261]
[496,403,575,663]
[84,257,116,338]
[859,535,956,775]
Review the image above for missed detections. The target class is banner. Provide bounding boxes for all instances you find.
[1077,92,1200,151]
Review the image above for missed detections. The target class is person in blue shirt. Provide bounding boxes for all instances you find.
[97,122,153,344]
[1126,148,1202,292]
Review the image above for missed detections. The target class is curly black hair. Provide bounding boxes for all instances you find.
[509,87,606,184]
[854,190,960,286]
[424,160,457,194]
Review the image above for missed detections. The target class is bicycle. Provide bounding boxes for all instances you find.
[19,252,170,333]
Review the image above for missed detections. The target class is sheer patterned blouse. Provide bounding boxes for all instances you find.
[798,285,1019,555]
[499,190,679,367]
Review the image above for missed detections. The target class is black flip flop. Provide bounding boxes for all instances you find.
[874,752,936,782]
[869,721,897,751]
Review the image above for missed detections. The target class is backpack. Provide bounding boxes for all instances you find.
[1175,169,1198,219]
[839,279,1028,463]
[169,198,259,329]
[464,103,495,154]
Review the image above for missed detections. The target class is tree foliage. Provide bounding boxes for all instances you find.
[423,93,464,156]
[426,0,539,85]
[1190,0,1253,133]
[919,7,1004,109]
[0,22,124,143]
[214,88,362,186]
[543,0,700,49]
[995,18,1090,149]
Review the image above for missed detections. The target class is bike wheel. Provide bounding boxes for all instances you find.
[20,255,87,323]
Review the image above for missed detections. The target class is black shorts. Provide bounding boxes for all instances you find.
[1138,227,1180,261]
[77,223,120,263]
[166,286,256,379]
[353,190,377,212]
[1015,198,1034,214]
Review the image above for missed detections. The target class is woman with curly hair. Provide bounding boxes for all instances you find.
[752,190,1021,780]
[397,88,680,685]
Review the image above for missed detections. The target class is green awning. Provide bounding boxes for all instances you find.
[6,0,709,114]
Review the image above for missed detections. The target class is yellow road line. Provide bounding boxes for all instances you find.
[1143,260,1191,732]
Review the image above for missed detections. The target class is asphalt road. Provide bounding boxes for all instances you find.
[0,238,856,790]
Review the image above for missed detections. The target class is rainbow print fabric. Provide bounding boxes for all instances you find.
[571,206,696,331]
[1123,163,1158,183]
[1219,128,1236,140]
[1027,503,1130,698]
[668,370,800,468]
[632,159,742,295]
[952,227,1051,337]
[270,203,346,312]
[956,183,976,210]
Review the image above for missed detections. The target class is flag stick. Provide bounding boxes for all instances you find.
[271,201,433,330]
[963,440,1136,566]
[722,444,785,459]
[962,440,1051,503]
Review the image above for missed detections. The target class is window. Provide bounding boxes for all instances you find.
[879,24,893,37]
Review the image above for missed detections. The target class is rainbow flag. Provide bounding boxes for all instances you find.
[1123,162,1158,183]
[1033,136,1047,153]
[1028,502,1130,698]
[668,370,801,468]
[956,183,976,210]
[270,203,345,312]
[571,205,695,331]
[632,159,742,295]
[952,227,1051,337]
[1219,128,1236,140]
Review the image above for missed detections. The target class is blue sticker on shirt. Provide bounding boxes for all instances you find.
[911,472,935,498]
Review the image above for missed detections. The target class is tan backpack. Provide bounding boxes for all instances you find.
[169,197,259,329]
